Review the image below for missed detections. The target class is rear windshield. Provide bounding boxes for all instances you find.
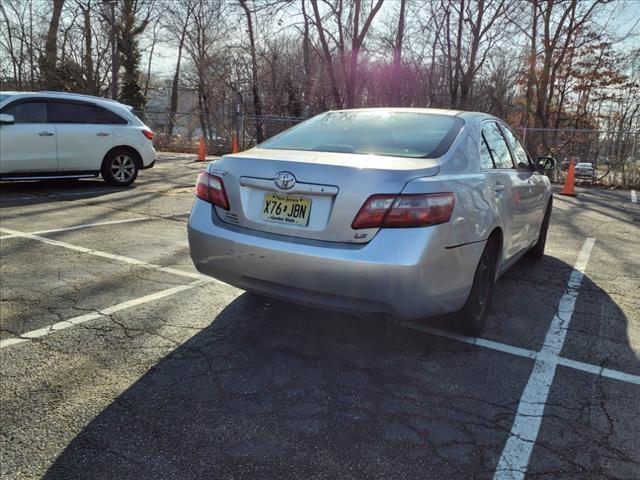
[260,111,464,158]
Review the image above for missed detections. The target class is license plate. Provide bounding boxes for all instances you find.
[261,193,311,226]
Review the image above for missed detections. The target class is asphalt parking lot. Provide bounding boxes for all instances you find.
[1,153,639,480]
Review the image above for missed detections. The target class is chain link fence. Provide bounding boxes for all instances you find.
[138,110,305,155]
[139,110,639,188]
[516,127,639,188]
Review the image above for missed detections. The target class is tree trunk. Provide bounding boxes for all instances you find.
[450,0,464,108]
[524,0,538,129]
[167,19,189,137]
[42,0,65,89]
[197,88,207,142]
[81,2,96,93]
[311,0,343,108]
[345,0,384,108]
[110,1,118,99]
[239,0,264,143]
[301,0,312,112]
[459,0,485,109]
[390,0,407,106]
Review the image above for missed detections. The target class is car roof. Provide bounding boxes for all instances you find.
[0,91,132,109]
[324,107,500,123]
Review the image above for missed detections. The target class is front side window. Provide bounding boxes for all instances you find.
[501,126,530,169]
[261,111,465,159]
[49,102,98,124]
[2,101,47,123]
[482,122,513,169]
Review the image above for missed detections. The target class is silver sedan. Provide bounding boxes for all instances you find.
[188,108,553,334]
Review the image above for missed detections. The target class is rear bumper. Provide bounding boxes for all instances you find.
[187,198,484,319]
[142,159,155,169]
[139,142,156,167]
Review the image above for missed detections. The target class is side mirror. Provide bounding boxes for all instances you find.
[0,113,15,125]
[535,156,556,172]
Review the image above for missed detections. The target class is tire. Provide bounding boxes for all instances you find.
[527,201,552,260]
[457,239,499,336]
[101,149,139,186]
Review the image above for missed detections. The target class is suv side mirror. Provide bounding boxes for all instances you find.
[535,156,556,172]
[0,113,15,125]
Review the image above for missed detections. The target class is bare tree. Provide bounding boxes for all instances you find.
[390,0,407,106]
[239,0,264,142]
[41,0,65,89]
[163,1,194,136]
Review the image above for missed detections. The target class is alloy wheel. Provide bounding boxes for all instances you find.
[110,155,135,183]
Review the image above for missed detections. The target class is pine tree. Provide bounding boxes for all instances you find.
[117,0,148,111]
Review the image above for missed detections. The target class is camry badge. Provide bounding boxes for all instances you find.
[274,171,296,190]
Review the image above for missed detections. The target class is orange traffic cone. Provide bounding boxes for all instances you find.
[231,132,239,153]
[560,159,577,196]
[197,136,206,162]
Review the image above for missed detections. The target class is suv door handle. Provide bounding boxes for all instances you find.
[38,131,54,136]
[96,132,110,137]
[494,184,505,193]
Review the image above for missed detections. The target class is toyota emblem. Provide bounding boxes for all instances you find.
[274,171,296,190]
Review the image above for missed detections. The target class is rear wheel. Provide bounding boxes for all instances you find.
[457,239,499,336]
[101,149,139,186]
[527,201,552,260]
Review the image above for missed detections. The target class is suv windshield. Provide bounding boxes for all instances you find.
[260,111,464,158]
[0,93,15,103]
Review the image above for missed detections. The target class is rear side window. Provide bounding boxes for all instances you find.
[482,122,513,169]
[49,102,98,124]
[2,101,47,123]
[97,107,127,125]
[501,126,530,169]
[480,136,495,170]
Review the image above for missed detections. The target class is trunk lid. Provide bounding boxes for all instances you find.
[209,148,439,243]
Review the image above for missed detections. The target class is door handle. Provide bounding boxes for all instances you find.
[38,131,54,136]
[494,184,505,193]
[96,132,110,137]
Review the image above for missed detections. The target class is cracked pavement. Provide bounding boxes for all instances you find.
[1,154,638,479]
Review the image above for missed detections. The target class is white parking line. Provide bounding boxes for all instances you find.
[631,190,637,203]
[4,226,635,390]
[0,217,149,240]
[399,321,640,385]
[493,237,595,480]
[400,321,538,360]
[0,226,217,283]
[0,280,206,349]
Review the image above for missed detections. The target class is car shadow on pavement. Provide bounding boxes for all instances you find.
[0,179,132,207]
[42,257,638,480]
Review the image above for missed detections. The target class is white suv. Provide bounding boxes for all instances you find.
[0,91,156,186]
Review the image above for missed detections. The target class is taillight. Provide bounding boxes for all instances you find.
[195,171,230,210]
[352,193,455,229]
[141,129,154,140]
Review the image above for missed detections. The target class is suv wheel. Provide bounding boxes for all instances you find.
[457,239,499,336]
[102,149,139,186]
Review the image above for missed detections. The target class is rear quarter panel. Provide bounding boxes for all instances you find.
[402,122,502,249]
[402,173,498,248]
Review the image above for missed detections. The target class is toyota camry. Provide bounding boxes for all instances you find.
[188,108,553,335]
